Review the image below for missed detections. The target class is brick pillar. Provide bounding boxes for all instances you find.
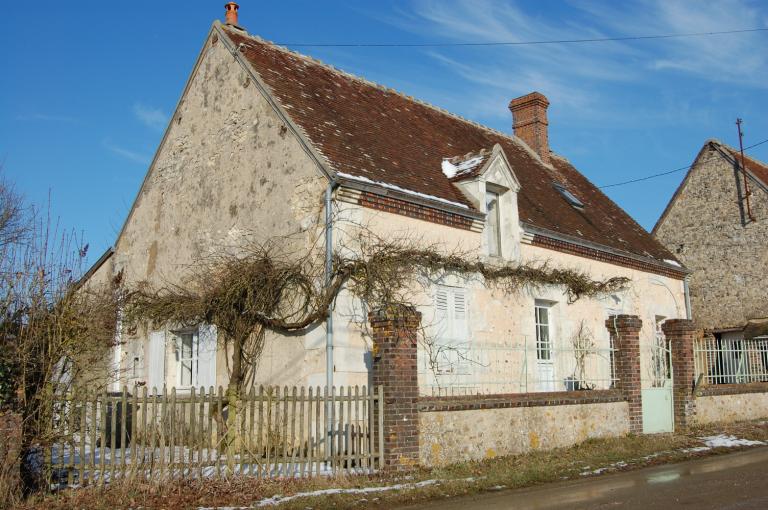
[369,305,421,470]
[663,319,697,430]
[606,315,643,434]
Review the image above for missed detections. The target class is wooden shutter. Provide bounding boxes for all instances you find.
[147,330,166,393]
[433,286,469,374]
[452,288,468,343]
[197,324,218,389]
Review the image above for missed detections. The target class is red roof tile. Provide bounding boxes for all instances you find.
[224,28,678,264]
[727,148,768,186]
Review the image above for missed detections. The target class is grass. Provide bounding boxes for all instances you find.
[13,419,768,510]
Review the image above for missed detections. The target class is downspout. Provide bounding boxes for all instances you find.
[324,179,338,459]
[325,180,338,392]
[683,275,692,321]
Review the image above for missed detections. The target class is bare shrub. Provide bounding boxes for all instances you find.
[0,187,118,497]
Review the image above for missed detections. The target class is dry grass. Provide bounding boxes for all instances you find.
[14,419,768,510]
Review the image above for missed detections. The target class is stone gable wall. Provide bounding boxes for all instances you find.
[655,145,768,330]
[108,29,328,389]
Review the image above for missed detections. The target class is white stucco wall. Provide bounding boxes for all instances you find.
[328,203,686,395]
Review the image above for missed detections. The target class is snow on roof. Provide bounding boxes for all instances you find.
[441,150,491,180]
[337,172,470,209]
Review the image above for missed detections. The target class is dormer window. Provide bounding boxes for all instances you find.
[554,183,584,209]
[485,190,501,256]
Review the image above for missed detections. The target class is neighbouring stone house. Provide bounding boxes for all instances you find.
[654,139,768,392]
[83,7,694,465]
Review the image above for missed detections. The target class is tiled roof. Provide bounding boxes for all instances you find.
[223,27,678,263]
[726,147,768,187]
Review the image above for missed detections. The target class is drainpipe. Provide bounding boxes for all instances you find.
[683,275,692,321]
[324,180,337,459]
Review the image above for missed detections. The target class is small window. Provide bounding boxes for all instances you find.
[485,191,501,256]
[554,183,584,209]
[535,302,553,361]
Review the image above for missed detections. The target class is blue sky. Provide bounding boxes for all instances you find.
[2,0,767,265]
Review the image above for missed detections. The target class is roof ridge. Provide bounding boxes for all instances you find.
[225,27,545,158]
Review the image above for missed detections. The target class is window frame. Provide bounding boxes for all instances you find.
[553,182,585,209]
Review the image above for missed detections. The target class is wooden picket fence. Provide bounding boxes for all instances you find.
[48,385,384,485]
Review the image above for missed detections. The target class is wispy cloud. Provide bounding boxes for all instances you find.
[374,0,768,126]
[577,0,768,85]
[103,140,150,165]
[16,113,78,123]
[133,102,168,130]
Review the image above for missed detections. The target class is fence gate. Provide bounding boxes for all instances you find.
[642,331,674,433]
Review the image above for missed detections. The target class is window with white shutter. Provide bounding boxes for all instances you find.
[433,286,469,375]
[174,325,217,390]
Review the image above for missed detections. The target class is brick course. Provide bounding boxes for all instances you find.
[369,306,421,470]
[663,319,697,429]
[532,234,686,280]
[359,191,475,231]
[418,389,624,412]
[607,315,643,434]
[697,382,768,396]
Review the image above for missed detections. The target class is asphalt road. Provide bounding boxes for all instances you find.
[405,447,768,510]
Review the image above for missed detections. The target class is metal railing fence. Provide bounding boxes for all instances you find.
[694,336,768,385]
[418,335,616,396]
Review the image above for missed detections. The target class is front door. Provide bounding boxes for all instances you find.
[642,325,674,433]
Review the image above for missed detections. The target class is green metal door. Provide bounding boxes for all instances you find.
[642,332,674,433]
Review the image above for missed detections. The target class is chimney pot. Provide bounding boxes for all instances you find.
[509,92,551,165]
[224,2,240,26]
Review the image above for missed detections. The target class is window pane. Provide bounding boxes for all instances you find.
[181,360,192,386]
[486,192,500,256]
[535,306,551,361]
[181,333,193,360]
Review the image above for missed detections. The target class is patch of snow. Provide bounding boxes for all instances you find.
[441,159,458,178]
[663,259,682,267]
[580,460,627,476]
[581,435,765,477]
[336,172,469,209]
[245,477,479,508]
[680,446,711,454]
[441,156,485,179]
[700,434,765,448]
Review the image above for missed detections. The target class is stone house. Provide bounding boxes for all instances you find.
[654,139,768,386]
[84,7,692,458]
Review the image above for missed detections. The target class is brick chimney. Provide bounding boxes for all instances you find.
[509,92,550,165]
[224,2,240,26]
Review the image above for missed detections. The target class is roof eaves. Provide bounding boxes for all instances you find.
[715,142,768,191]
[74,247,115,291]
[523,222,691,275]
